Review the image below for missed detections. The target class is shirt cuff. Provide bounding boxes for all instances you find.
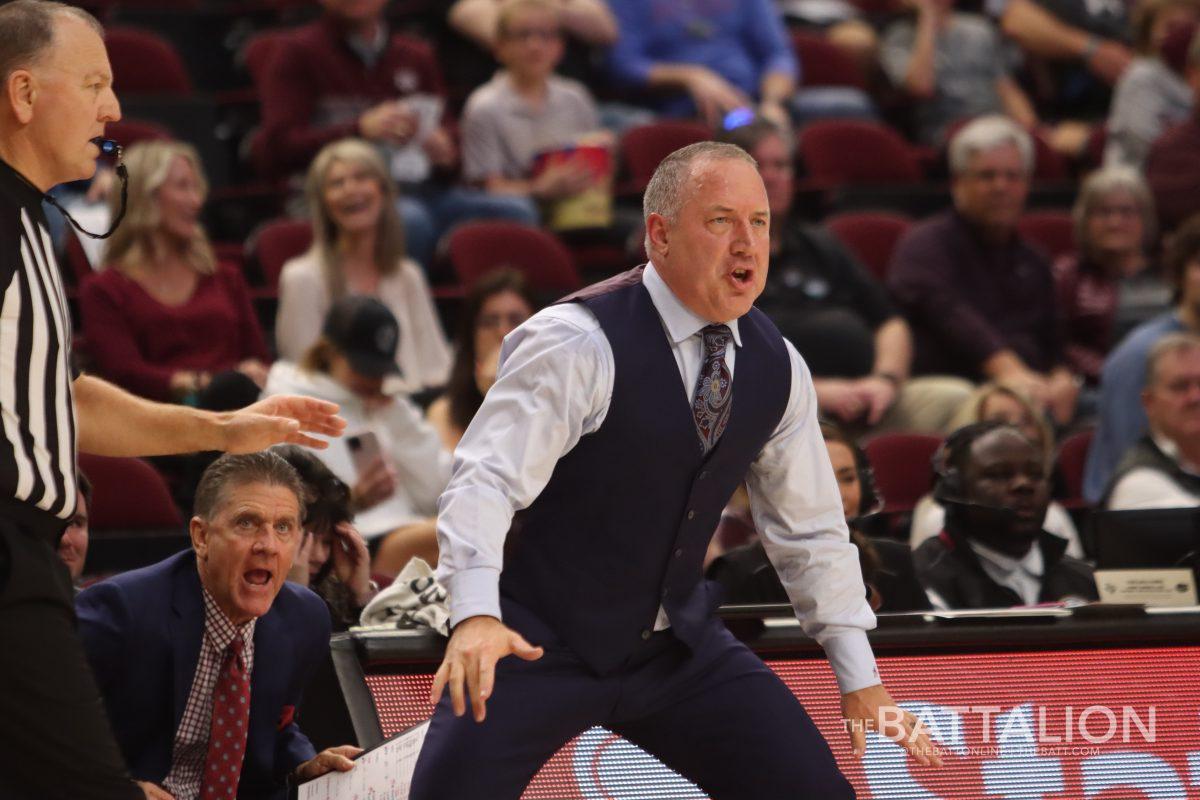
[443,566,502,629]
[822,630,881,694]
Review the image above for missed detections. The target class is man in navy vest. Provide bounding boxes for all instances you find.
[411,141,940,799]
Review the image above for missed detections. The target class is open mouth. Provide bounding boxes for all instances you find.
[244,569,272,588]
[729,268,754,288]
[339,198,372,215]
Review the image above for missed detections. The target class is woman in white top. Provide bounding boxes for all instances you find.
[910,382,1085,557]
[275,138,452,392]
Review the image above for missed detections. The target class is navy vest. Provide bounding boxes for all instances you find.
[498,267,792,674]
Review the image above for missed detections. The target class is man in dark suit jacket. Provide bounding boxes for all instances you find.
[77,452,360,800]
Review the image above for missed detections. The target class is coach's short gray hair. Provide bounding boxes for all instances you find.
[948,115,1034,177]
[193,451,308,522]
[0,1,103,86]
[643,141,758,250]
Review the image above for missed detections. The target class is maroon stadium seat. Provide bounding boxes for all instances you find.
[241,28,292,94]
[248,218,312,296]
[106,118,172,149]
[78,453,183,530]
[863,432,943,515]
[1055,428,1094,508]
[104,27,192,95]
[791,31,867,90]
[445,221,581,294]
[824,211,912,281]
[798,121,922,187]
[619,121,711,194]
[1017,210,1076,261]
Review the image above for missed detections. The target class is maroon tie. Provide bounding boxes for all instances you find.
[201,637,251,800]
[691,324,733,454]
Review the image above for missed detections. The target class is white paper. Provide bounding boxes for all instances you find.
[298,721,429,800]
[389,95,443,184]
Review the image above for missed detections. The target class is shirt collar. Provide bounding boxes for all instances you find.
[0,157,48,207]
[642,262,742,347]
[968,538,1044,579]
[1150,431,1200,476]
[200,585,255,654]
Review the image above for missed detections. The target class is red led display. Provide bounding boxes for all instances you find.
[364,646,1200,799]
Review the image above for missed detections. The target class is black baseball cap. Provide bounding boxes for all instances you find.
[322,295,402,378]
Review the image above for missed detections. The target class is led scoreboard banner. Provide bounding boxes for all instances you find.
[329,611,1200,800]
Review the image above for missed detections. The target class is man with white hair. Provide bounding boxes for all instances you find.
[1104,332,1200,509]
[888,114,1081,423]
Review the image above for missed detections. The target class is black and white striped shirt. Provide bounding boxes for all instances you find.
[0,159,78,520]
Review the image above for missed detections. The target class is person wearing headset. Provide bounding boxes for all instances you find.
[913,421,1098,610]
[707,420,931,613]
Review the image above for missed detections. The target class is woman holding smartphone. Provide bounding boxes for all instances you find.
[265,296,451,576]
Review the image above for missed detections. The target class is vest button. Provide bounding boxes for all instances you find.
[687,510,695,520]
[641,629,651,640]
[674,548,683,558]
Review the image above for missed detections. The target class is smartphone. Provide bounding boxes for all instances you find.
[346,431,384,478]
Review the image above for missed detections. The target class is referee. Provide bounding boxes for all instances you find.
[0,4,346,799]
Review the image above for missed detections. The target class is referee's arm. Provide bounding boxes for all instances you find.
[72,373,346,456]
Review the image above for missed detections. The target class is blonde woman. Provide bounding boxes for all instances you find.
[909,383,1085,556]
[80,140,269,404]
[275,139,452,392]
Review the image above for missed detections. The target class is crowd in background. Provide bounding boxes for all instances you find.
[58,0,1200,614]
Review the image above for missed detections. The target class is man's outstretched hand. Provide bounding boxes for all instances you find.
[429,616,543,723]
[842,683,943,767]
[220,396,347,453]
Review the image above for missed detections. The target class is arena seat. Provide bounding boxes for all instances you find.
[791,31,867,90]
[1017,209,1076,261]
[104,26,192,95]
[247,217,312,297]
[798,120,923,188]
[1055,428,1094,508]
[445,221,581,295]
[106,118,173,149]
[863,432,943,516]
[619,121,712,194]
[78,453,183,530]
[823,211,913,281]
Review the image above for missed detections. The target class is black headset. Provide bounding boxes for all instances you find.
[932,420,1010,505]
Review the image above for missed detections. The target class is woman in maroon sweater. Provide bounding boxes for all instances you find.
[81,141,270,404]
[1053,166,1171,385]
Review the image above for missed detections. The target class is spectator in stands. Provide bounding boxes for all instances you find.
[276,445,380,630]
[1104,2,1198,168]
[1103,333,1200,507]
[58,472,92,587]
[76,452,361,798]
[914,422,1098,609]
[427,268,536,450]
[255,0,538,267]
[266,296,451,577]
[911,383,1085,556]
[889,115,1081,424]
[1146,29,1200,232]
[460,0,612,222]
[989,0,1133,120]
[603,0,873,127]
[1053,167,1169,385]
[881,0,1038,146]
[449,0,616,49]
[81,141,269,407]
[708,421,932,613]
[1084,213,1200,500]
[276,139,451,392]
[720,118,971,432]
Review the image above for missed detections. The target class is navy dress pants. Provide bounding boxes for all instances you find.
[410,605,855,800]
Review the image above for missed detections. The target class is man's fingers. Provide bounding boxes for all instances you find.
[466,653,486,723]
[325,753,356,772]
[848,725,866,758]
[448,660,466,717]
[285,431,331,450]
[429,661,449,704]
[510,633,544,661]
